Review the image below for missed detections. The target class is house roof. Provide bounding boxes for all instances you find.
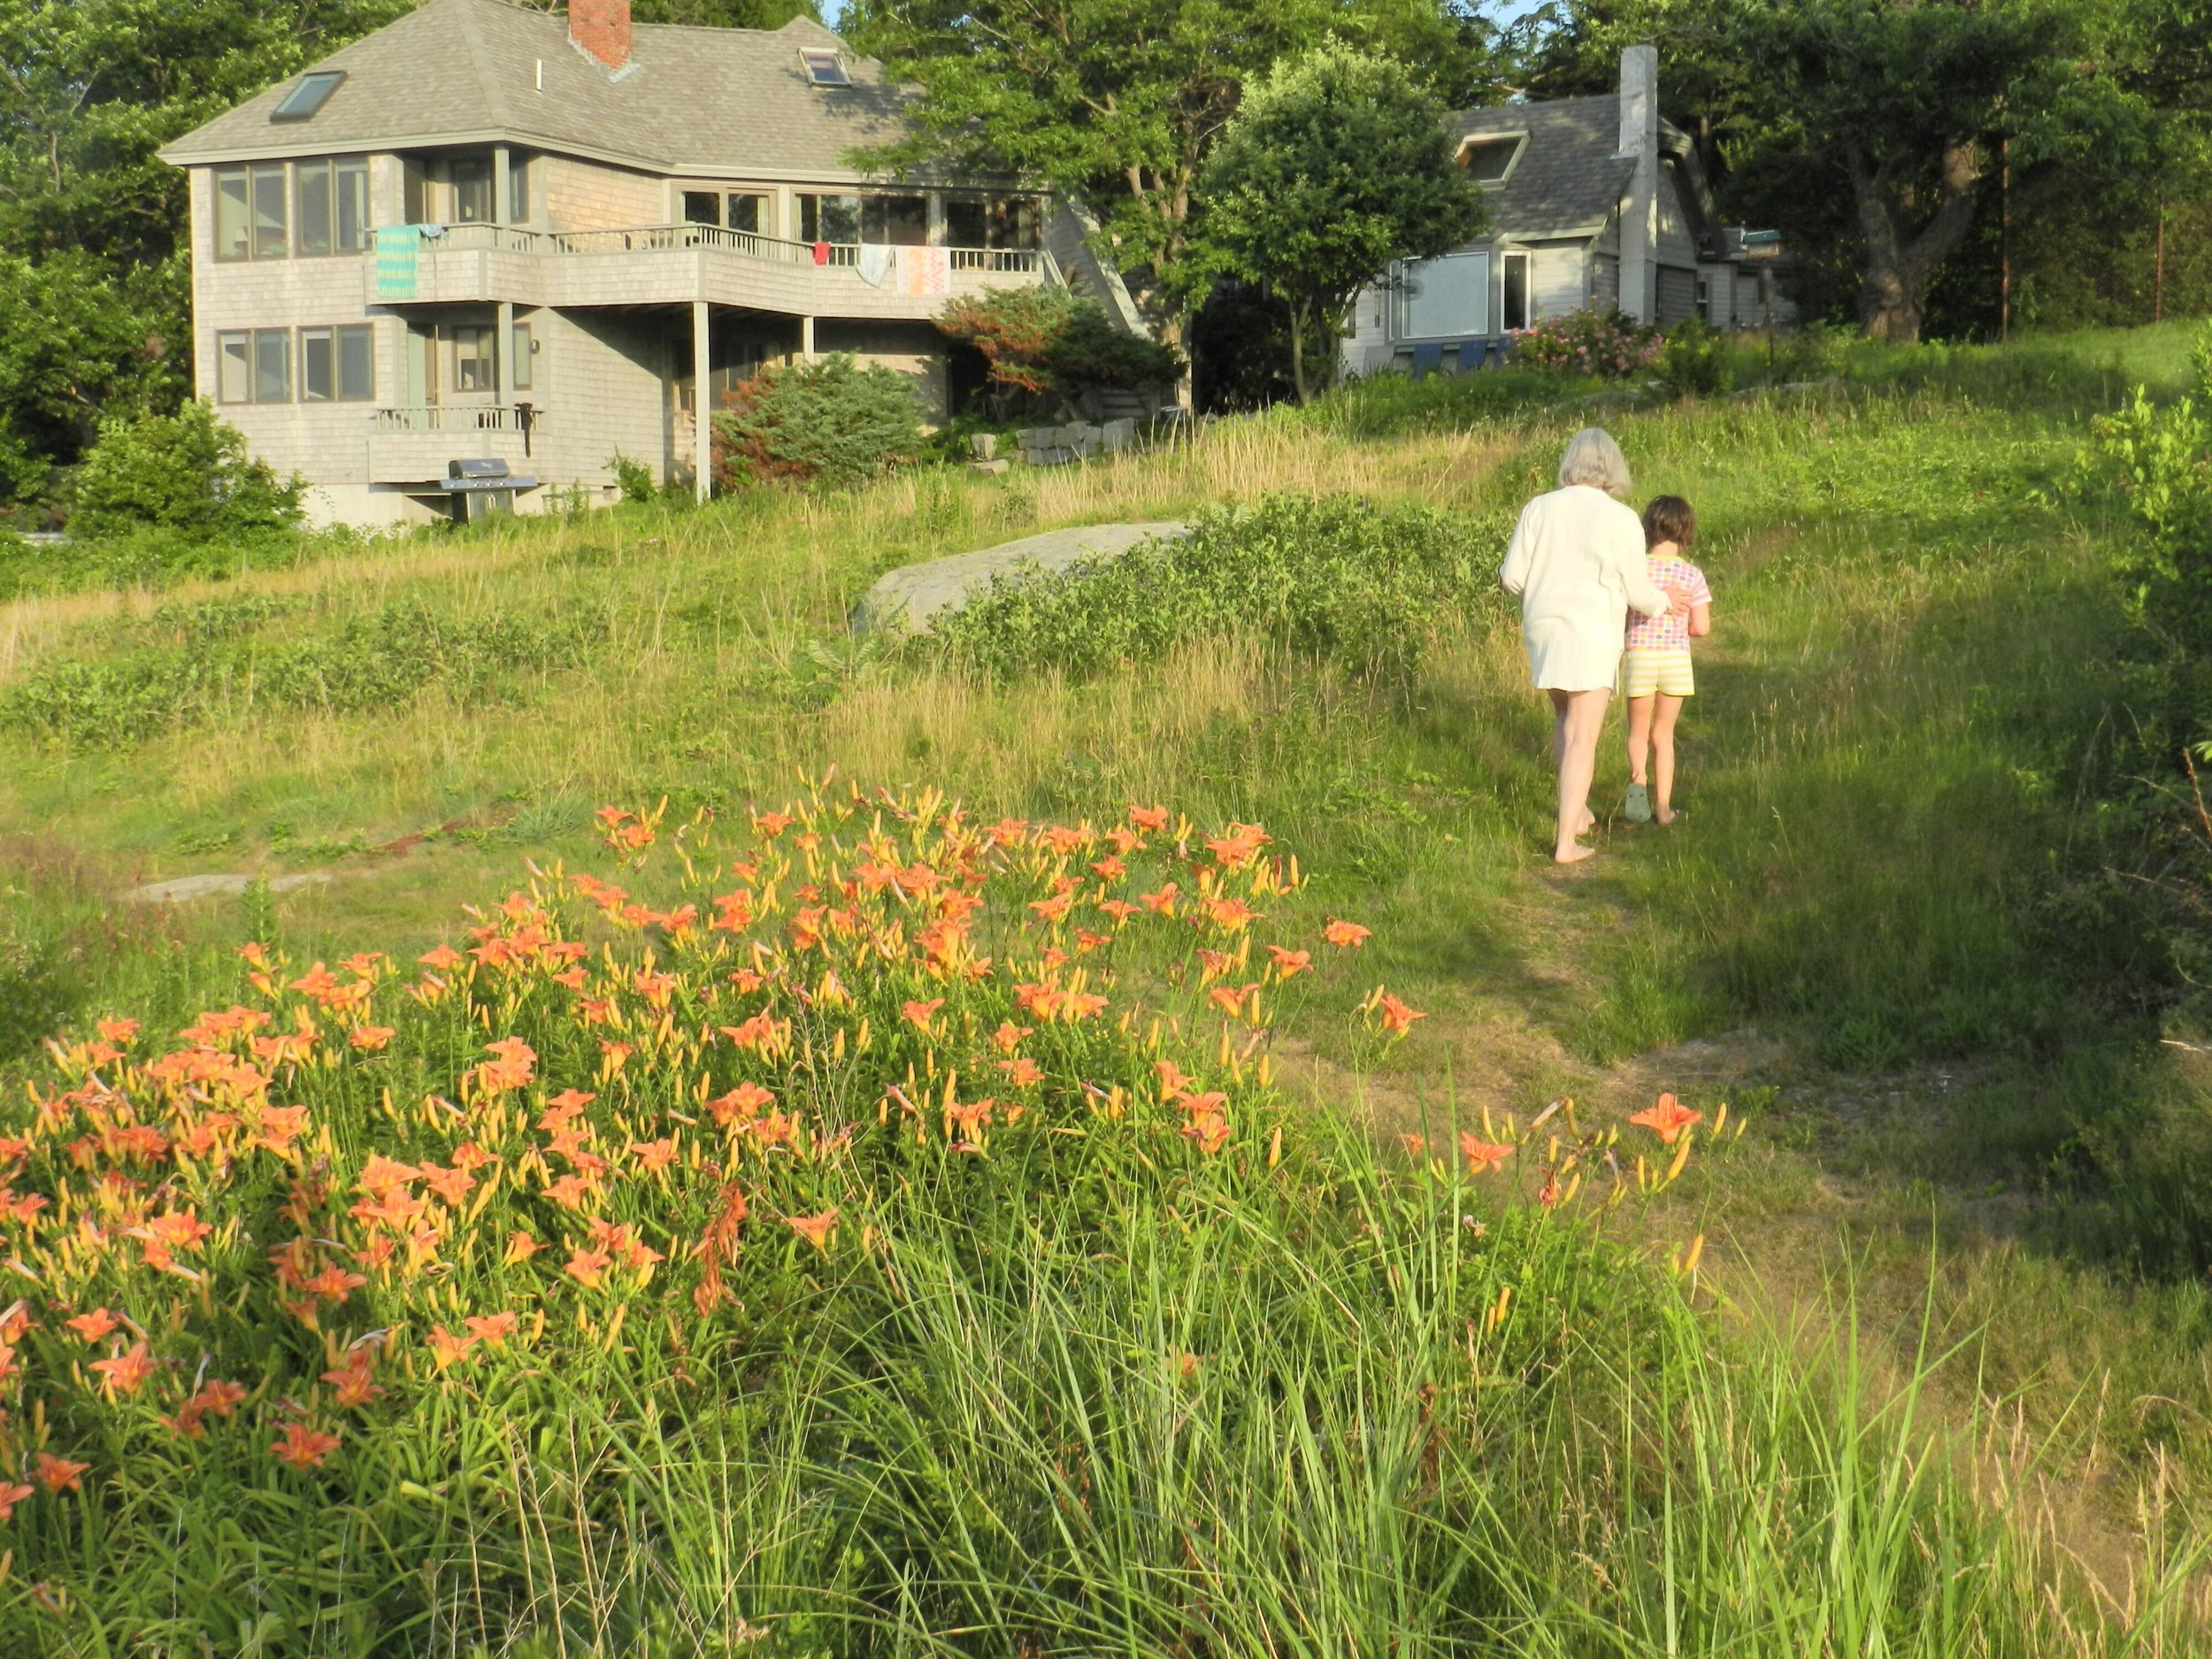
[158,0,940,186]
[1448,96,1632,241]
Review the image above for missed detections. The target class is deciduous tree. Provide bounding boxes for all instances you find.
[1200,43,1484,403]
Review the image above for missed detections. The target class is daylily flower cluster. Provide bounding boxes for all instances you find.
[0,784,1450,1523]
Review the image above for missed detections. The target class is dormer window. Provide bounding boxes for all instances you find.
[1459,134,1525,184]
[272,71,345,123]
[799,48,850,87]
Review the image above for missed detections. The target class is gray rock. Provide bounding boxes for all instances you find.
[852,520,1190,636]
[1101,417,1137,452]
[968,433,998,461]
[969,457,1010,476]
[123,871,334,903]
[1016,426,1056,451]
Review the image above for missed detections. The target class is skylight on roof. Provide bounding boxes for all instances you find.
[272,71,346,123]
[1460,134,1525,184]
[799,48,851,87]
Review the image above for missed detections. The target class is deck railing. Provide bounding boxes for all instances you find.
[372,404,539,434]
[386,222,1043,273]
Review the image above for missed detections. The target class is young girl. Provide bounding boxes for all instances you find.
[1623,495,1712,826]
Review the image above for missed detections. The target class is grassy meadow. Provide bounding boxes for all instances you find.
[2,320,2210,1654]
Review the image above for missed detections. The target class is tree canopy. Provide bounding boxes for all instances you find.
[845,0,1510,359]
[1201,42,1486,402]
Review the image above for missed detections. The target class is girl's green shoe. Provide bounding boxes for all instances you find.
[1624,783,1653,826]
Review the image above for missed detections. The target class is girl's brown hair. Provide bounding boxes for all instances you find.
[1642,495,1696,549]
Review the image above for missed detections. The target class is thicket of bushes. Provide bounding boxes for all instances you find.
[922,493,1511,679]
[2,596,604,748]
[712,354,924,489]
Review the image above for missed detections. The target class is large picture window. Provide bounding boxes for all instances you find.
[451,156,493,225]
[295,157,369,256]
[1394,250,1490,342]
[300,325,374,402]
[215,164,290,261]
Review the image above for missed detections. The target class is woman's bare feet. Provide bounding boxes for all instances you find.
[1655,807,1678,826]
[1553,841,1597,865]
[1577,808,1597,835]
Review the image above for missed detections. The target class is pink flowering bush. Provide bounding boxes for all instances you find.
[1512,307,1662,380]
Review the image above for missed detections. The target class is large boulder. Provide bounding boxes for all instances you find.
[852,521,1189,636]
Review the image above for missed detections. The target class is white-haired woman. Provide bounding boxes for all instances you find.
[1500,427,1688,864]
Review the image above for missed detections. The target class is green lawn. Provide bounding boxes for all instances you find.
[2,320,2208,1653]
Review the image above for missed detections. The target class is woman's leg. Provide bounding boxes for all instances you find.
[1651,693,1686,823]
[1625,694,1655,786]
[1553,687,1609,863]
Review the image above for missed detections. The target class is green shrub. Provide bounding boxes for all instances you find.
[710,354,921,488]
[67,400,304,542]
[939,286,1182,395]
[921,493,1508,680]
[1511,307,1660,380]
[1655,316,1737,397]
[609,449,657,505]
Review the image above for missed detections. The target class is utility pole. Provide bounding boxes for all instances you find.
[2154,201,2167,326]
[1999,136,2010,344]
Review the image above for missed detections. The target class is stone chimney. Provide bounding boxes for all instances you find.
[570,0,631,73]
[1617,42,1660,326]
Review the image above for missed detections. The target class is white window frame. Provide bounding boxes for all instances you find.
[1457,134,1528,187]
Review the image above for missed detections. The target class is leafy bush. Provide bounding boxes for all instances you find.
[1511,307,1660,380]
[3,597,606,749]
[67,400,304,542]
[922,493,1508,680]
[608,450,657,505]
[939,285,1181,396]
[711,354,921,489]
[1655,316,1737,397]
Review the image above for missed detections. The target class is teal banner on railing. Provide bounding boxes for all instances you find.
[373,227,419,300]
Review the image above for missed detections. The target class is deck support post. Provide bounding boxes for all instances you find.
[693,299,712,503]
[800,314,816,363]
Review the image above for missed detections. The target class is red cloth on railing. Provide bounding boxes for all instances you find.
[811,241,830,265]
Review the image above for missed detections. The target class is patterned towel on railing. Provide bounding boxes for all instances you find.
[373,227,420,300]
[897,245,950,297]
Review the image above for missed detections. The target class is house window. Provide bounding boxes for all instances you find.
[682,190,721,227]
[451,156,493,225]
[727,194,763,234]
[1502,250,1531,331]
[948,196,1041,250]
[218,329,294,402]
[798,193,861,244]
[799,48,850,86]
[862,194,927,246]
[215,165,291,261]
[511,321,534,393]
[509,153,532,224]
[452,325,496,392]
[300,325,374,402]
[272,71,345,122]
[1459,135,1525,184]
[295,157,370,256]
[1393,251,1489,341]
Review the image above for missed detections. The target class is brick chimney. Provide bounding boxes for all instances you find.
[1616,42,1661,326]
[571,0,631,73]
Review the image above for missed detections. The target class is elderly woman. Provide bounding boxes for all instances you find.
[1500,428,1685,864]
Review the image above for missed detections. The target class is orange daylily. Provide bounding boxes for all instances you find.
[89,1340,154,1396]
[1458,1134,1516,1174]
[0,1481,31,1520]
[272,1423,342,1470]
[1323,919,1371,949]
[786,1210,838,1251]
[1629,1094,1703,1147]
[34,1454,88,1494]
[1374,994,1425,1035]
[901,997,945,1032]
[65,1308,119,1343]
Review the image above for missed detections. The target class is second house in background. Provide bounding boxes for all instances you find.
[1341,44,1793,380]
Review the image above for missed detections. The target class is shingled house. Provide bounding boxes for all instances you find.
[1340,45,1789,380]
[158,0,1120,526]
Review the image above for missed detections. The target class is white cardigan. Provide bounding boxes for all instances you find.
[1498,486,1672,692]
